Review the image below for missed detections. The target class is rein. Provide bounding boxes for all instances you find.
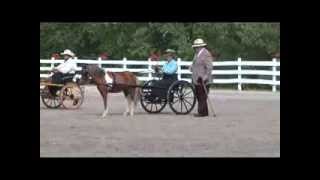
[93,82,166,90]
[92,82,142,88]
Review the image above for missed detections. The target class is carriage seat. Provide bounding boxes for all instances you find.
[151,73,178,100]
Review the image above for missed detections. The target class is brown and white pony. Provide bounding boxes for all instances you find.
[79,64,140,117]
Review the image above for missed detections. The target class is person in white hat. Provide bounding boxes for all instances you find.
[50,49,77,92]
[190,38,213,117]
[52,49,77,74]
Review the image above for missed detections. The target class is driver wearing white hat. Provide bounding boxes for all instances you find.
[50,49,77,87]
[52,49,77,74]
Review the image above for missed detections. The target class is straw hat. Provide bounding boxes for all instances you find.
[165,49,176,54]
[192,38,207,47]
[60,49,75,57]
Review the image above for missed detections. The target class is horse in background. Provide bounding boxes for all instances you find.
[79,64,140,118]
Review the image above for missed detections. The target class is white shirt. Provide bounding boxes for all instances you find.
[56,58,77,74]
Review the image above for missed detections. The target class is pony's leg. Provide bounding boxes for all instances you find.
[102,102,109,118]
[129,97,134,116]
[123,90,130,116]
[101,94,109,118]
[98,86,108,118]
[132,87,140,114]
[131,78,140,116]
[124,96,131,116]
[129,89,136,116]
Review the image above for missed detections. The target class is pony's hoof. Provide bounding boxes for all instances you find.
[123,112,129,116]
[101,114,108,118]
[101,112,108,118]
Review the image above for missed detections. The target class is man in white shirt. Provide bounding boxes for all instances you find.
[51,49,77,85]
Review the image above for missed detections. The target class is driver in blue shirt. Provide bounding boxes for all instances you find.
[161,49,178,77]
[153,49,178,100]
[155,49,178,79]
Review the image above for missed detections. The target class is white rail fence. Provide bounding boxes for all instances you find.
[40,57,280,92]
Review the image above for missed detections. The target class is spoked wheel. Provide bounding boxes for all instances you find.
[167,81,196,115]
[41,86,62,108]
[59,83,84,110]
[140,80,167,113]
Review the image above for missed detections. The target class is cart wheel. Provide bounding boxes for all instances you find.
[167,81,196,115]
[59,83,84,110]
[140,80,167,113]
[41,86,62,108]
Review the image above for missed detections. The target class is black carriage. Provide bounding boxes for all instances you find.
[140,73,196,114]
[40,73,85,109]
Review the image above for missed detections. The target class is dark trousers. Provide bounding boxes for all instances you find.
[52,72,73,84]
[52,72,64,84]
[49,72,72,96]
[195,84,210,116]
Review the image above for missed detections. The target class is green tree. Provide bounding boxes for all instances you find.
[40,22,280,60]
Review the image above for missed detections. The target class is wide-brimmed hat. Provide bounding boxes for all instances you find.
[60,49,75,57]
[192,38,207,47]
[164,49,176,54]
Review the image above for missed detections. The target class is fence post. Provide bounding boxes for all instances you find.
[272,58,277,92]
[123,57,127,71]
[177,58,181,80]
[148,58,152,80]
[50,57,55,70]
[237,57,242,91]
[98,57,102,68]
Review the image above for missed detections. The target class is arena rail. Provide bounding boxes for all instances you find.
[40,57,280,92]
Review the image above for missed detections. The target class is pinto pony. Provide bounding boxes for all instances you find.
[80,64,140,117]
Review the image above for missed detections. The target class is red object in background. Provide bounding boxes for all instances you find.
[274,52,280,59]
[149,51,161,61]
[100,52,109,60]
[51,53,61,59]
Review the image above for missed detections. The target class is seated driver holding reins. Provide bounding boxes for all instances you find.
[49,49,77,96]
[153,49,178,99]
[51,49,77,85]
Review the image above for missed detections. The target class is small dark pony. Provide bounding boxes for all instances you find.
[80,64,140,117]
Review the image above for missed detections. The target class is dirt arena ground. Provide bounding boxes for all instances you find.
[40,86,280,157]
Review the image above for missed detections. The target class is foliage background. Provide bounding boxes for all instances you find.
[40,22,280,60]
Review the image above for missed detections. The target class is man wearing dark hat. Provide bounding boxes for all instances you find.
[190,39,213,117]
